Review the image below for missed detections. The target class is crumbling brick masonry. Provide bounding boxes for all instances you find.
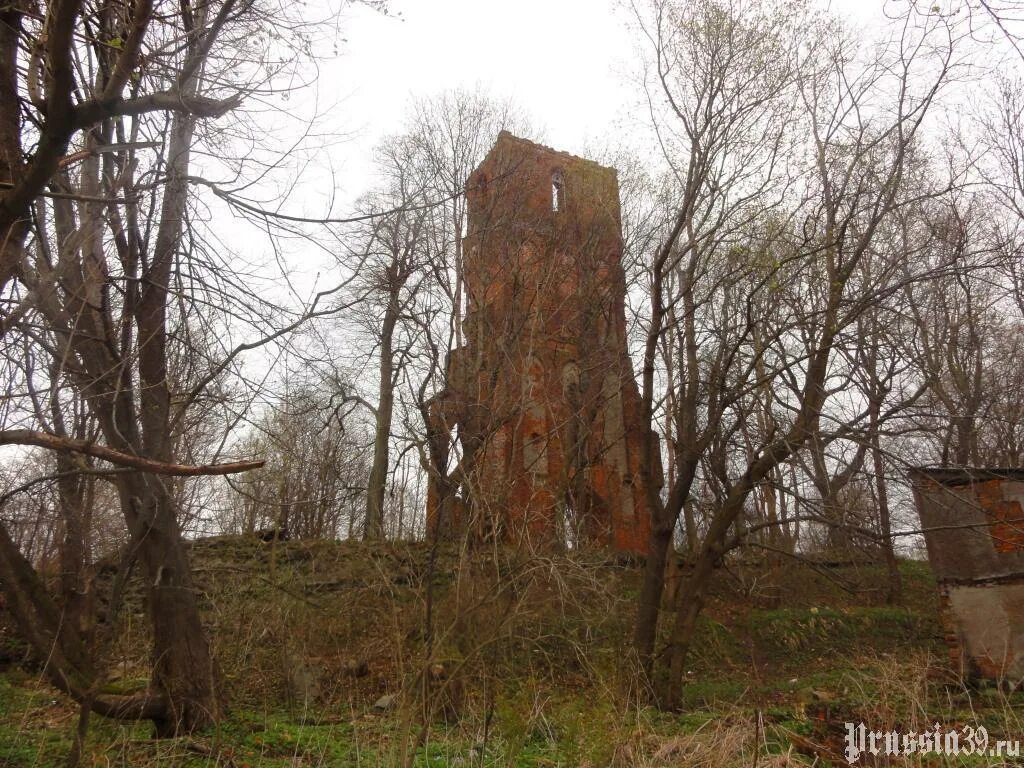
[425,132,659,555]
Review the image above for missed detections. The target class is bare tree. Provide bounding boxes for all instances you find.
[228,385,368,539]
[349,137,435,540]
[628,0,966,707]
[0,0,346,737]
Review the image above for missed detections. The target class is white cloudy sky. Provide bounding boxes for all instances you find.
[332,0,644,161]
[215,0,976,351]
[309,0,882,208]
[208,0,1017,348]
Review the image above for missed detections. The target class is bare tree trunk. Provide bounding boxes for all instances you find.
[634,458,697,681]
[634,518,674,681]
[49,390,90,637]
[120,478,219,734]
[872,435,902,604]
[0,518,166,722]
[665,552,716,708]
[366,292,399,540]
[0,1,27,296]
[123,105,220,734]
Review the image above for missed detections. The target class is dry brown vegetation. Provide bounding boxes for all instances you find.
[6,537,1021,766]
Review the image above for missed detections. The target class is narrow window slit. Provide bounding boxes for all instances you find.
[552,170,564,212]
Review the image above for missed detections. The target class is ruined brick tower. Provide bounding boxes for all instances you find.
[425,132,659,555]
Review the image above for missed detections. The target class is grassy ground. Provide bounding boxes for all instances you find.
[2,542,1022,767]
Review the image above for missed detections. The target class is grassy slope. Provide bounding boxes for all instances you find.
[1,541,1021,767]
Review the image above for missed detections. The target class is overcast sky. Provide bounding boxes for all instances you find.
[332,1,642,159]
[213,0,1005,354]
[314,0,882,206]
[212,0,911,340]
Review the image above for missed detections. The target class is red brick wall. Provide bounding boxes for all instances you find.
[426,133,657,555]
[976,480,1024,554]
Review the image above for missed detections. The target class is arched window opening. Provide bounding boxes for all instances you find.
[551,169,564,213]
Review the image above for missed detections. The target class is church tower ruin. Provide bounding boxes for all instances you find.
[425,132,659,555]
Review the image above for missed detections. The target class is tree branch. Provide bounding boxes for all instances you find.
[0,430,263,476]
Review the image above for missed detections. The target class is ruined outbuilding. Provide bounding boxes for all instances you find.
[425,132,658,555]
[911,468,1024,685]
